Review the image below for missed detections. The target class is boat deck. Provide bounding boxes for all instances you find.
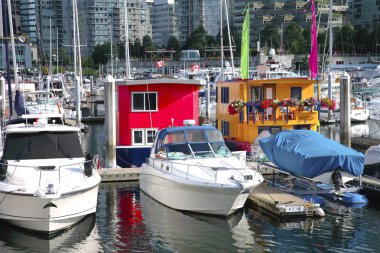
[248,183,324,218]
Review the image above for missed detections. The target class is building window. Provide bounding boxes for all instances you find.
[221,121,230,136]
[291,87,302,100]
[132,129,158,145]
[251,86,263,102]
[258,126,281,136]
[221,87,229,103]
[132,92,157,111]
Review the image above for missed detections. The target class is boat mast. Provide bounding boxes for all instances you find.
[327,0,333,120]
[224,0,235,76]
[72,0,81,126]
[6,0,18,90]
[219,0,224,80]
[57,27,59,74]
[75,0,83,126]
[49,19,52,77]
[2,0,12,117]
[124,0,131,79]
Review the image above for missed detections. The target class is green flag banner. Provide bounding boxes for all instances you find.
[240,7,250,80]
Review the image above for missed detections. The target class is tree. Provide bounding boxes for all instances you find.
[261,24,280,50]
[334,24,355,54]
[131,38,142,58]
[215,25,240,58]
[143,35,154,52]
[166,36,181,57]
[92,43,111,66]
[353,28,369,53]
[182,25,217,57]
[284,23,307,54]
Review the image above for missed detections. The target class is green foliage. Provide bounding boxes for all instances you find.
[143,35,154,51]
[132,38,142,58]
[261,24,280,49]
[284,23,307,54]
[82,67,97,76]
[92,43,110,66]
[182,25,217,57]
[166,36,181,57]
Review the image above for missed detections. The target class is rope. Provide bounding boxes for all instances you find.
[116,153,137,168]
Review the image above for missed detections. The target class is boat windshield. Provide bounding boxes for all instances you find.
[3,131,84,160]
[162,129,232,160]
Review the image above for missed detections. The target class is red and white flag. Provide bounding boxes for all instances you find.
[191,64,199,71]
[156,60,163,68]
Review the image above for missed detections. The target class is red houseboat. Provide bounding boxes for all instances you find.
[115,78,205,167]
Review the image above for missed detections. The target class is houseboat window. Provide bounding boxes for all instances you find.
[132,129,157,145]
[221,87,229,103]
[132,92,157,111]
[221,121,230,136]
[291,87,302,100]
[132,130,144,145]
[258,126,281,136]
[146,129,157,144]
[251,86,263,102]
[293,125,310,130]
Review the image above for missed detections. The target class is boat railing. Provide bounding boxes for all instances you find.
[147,157,247,182]
[2,155,99,192]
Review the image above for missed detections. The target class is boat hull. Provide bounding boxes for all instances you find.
[0,184,99,233]
[139,170,252,216]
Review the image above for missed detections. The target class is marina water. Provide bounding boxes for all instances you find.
[1,122,380,252]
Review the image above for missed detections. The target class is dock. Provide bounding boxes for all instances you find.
[351,137,380,153]
[99,168,141,182]
[247,182,325,218]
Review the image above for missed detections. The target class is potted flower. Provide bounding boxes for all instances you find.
[228,98,244,115]
[270,99,280,107]
[299,97,317,111]
[260,99,272,109]
[280,98,299,108]
[320,97,336,111]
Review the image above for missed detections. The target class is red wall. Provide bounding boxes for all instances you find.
[117,83,199,146]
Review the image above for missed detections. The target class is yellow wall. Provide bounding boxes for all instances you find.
[216,78,319,143]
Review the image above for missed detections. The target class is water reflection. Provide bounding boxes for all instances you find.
[0,214,101,253]
[139,191,259,253]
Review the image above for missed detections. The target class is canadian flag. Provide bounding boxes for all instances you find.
[156,60,163,68]
[191,64,199,71]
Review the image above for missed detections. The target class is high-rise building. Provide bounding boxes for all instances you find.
[150,0,177,47]
[232,0,348,51]
[77,0,152,56]
[175,0,223,44]
[347,0,380,32]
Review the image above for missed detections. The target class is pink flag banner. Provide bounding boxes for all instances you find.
[308,0,318,79]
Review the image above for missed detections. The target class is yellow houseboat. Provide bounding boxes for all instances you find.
[216,77,320,144]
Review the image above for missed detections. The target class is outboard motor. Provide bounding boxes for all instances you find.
[0,160,7,181]
[84,153,94,177]
[332,168,343,191]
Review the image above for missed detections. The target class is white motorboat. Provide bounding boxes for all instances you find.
[140,122,263,216]
[0,114,101,233]
[22,90,64,116]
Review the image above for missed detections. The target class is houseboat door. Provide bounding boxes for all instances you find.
[263,84,276,116]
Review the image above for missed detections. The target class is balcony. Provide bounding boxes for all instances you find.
[240,102,319,126]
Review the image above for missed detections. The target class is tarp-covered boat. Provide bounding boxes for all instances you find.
[259,130,365,179]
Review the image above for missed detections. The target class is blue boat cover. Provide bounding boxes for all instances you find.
[259,130,365,178]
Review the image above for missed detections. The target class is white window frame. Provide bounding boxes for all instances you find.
[131,92,158,112]
[132,128,158,146]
